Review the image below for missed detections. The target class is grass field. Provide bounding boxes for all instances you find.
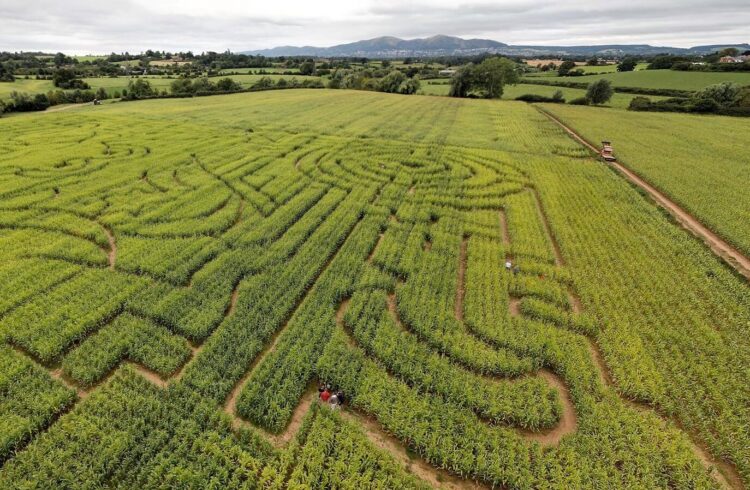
[522,69,750,91]
[419,80,670,108]
[1,74,323,100]
[0,90,748,488]
[540,103,750,256]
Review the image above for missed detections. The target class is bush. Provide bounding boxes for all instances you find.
[557,60,577,76]
[695,82,741,107]
[515,91,566,103]
[123,79,156,100]
[618,58,638,72]
[586,79,614,105]
[569,97,589,105]
[52,69,90,90]
[628,96,653,111]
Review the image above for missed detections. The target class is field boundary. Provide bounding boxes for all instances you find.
[536,106,750,281]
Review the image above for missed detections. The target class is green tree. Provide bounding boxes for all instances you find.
[216,77,242,92]
[735,86,750,108]
[398,78,421,95]
[170,78,194,95]
[586,79,614,105]
[718,47,740,57]
[618,57,638,72]
[299,61,315,76]
[695,82,741,107]
[558,60,576,76]
[381,60,391,68]
[126,79,156,99]
[473,57,519,99]
[0,63,14,82]
[449,64,475,97]
[379,71,406,93]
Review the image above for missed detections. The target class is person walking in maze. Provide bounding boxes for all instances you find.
[329,392,339,409]
[320,386,331,402]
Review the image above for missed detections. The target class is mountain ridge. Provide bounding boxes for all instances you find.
[242,35,750,58]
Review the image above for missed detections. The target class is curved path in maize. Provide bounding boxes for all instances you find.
[537,107,745,490]
[537,107,750,282]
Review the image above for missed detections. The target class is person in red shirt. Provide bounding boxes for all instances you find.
[320,388,331,402]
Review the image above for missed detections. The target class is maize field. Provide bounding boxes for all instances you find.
[0,90,748,489]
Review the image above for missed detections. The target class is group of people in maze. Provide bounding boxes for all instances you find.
[318,383,346,409]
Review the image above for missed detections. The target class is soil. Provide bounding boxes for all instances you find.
[508,297,521,317]
[129,363,168,389]
[101,225,116,270]
[340,410,489,490]
[519,369,578,446]
[498,209,511,247]
[226,283,241,317]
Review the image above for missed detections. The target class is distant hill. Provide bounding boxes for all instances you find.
[243,35,749,58]
[244,35,507,57]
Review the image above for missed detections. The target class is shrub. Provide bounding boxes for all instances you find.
[515,92,566,103]
[586,79,614,105]
[569,97,589,105]
[618,57,638,72]
[628,96,653,111]
[695,82,741,107]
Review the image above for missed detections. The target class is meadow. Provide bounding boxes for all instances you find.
[420,80,670,108]
[0,89,748,489]
[522,69,750,91]
[0,73,322,100]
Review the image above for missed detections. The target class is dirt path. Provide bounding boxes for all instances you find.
[341,410,488,490]
[537,107,750,281]
[337,297,488,489]
[508,297,521,317]
[520,369,578,446]
[498,209,511,248]
[44,103,86,114]
[101,225,116,270]
[517,127,746,487]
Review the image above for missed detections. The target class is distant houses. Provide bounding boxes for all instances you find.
[438,69,456,76]
[719,55,750,63]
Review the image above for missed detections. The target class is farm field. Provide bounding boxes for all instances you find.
[0,79,56,99]
[541,104,750,256]
[0,74,322,100]
[419,80,670,107]
[0,89,748,489]
[522,69,750,91]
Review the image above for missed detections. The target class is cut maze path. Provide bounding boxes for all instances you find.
[537,107,750,282]
[454,235,577,446]
[523,147,745,490]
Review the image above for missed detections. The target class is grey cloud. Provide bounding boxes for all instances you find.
[0,0,748,53]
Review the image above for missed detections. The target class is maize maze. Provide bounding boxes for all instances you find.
[0,90,748,489]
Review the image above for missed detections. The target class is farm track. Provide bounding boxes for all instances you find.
[524,131,745,490]
[537,106,750,281]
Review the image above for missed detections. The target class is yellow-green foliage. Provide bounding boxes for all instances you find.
[0,90,747,488]
[543,103,750,255]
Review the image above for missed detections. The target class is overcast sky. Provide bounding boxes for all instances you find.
[1,0,748,54]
